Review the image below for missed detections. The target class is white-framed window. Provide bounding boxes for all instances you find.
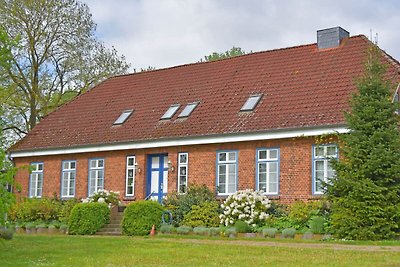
[61,160,76,198]
[29,162,43,198]
[257,148,279,195]
[313,144,338,194]
[178,153,188,193]
[126,156,136,196]
[88,159,104,196]
[217,151,237,195]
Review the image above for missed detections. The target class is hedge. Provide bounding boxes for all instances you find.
[68,203,110,235]
[122,201,164,236]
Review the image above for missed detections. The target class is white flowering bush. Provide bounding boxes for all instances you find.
[81,189,120,207]
[219,189,271,227]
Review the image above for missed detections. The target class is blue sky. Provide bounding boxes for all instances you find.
[83,0,400,71]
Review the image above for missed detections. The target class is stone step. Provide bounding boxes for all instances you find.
[103,223,121,228]
[97,227,121,233]
[109,220,122,224]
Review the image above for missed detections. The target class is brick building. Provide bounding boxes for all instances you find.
[9,27,400,204]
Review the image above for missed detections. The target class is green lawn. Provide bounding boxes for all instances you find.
[1,235,399,267]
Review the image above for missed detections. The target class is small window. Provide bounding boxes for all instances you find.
[217,151,237,195]
[29,162,44,198]
[126,156,136,197]
[178,153,188,193]
[114,110,133,125]
[257,148,279,195]
[61,160,76,198]
[313,144,338,195]
[88,159,105,196]
[240,94,262,111]
[178,102,199,118]
[161,104,180,120]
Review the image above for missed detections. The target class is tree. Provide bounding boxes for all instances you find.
[327,45,400,240]
[0,0,130,141]
[202,46,248,62]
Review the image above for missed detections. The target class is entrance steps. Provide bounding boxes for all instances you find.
[95,206,124,236]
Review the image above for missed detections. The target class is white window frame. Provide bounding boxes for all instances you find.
[313,144,338,195]
[217,151,238,196]
[61,160,76,198]
[257,148,279,195]
[125,156,136,197]
[29,162,43,198]
[177,153,188,193]
[88,159,104,196]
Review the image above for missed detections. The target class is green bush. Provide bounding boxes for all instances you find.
[262,228,277,238]
[288,201,322,226]
[234,220,252,233]
[0,228,14,240]
[8,198,61,222]
[193,226,209,235]
[122,201,164,236]
[58,199,79,223]
[281,228,296,238]
[176,225,192,235]
[68,203,110,235]
[308,216,325,234]
[181,201,220,227]
[225,227,236,237]
[159,224,175,234]
[163,184,216,226]
[25,222,36,229]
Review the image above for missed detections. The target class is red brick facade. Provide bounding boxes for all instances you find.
[13,136,322,204]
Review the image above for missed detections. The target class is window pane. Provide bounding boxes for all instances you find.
[326,146,337,156]
[228,164,235,175]
[269,183,278,193]
[228,152,236,161]
[128,169,134,178]
[70,162,76,169]
[114,110,133,125]
[259,183,267,192]
[258,150,267,160]
[179,166,186,176]
[315,147,324,157]
[38,163,43,171]
[269,172,277,183]
[259,173,267,183]
[219,153,226,162]
[259,163,266,173]
[269,149,278,160]
[63,162,69,170]
[90,160,97,168]
[241,95,262,111]
[128,157,134,166]
[127,187,133,195]
[269,162,277,172]
[179,154,187,164]
[98,160,104,168]
[315,161,324,171]
[227,183,236,193]
[161,105,180,119]
[97,170,103,179]
[178,103,198,118]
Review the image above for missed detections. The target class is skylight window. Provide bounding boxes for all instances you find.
[113,110,133,125]
[240,94,263,111]
[178,102,199,118]
[161,104,180,120]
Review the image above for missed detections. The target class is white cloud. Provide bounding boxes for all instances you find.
[83,0,400,70]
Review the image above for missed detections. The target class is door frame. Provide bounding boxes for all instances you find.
[146,154,168,203]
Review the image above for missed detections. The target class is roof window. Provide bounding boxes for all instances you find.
[113,110,133,125]
[178,102,199,118]
[240,94,263,111]
[161,104,180,120]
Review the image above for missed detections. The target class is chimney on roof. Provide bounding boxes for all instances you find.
[317,26,349,49]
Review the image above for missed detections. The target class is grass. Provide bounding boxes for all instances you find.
[1,235,399,267]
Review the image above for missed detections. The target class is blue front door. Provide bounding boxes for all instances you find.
[146,154,168,203]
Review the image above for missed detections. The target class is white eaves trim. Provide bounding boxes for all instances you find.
[9,126,349,158]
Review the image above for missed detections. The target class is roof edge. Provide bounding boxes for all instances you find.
[9,125,349,158]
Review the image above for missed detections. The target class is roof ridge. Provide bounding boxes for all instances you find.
[111,35,366,80]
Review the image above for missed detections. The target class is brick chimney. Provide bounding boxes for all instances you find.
[317,27,349,49]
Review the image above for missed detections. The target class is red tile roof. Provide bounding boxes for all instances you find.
[10,35,400,152]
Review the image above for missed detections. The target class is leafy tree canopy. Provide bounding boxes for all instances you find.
[202,46,248,62]
[0,0,130,144]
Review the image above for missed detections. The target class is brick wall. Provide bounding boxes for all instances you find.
[13,136,322,204]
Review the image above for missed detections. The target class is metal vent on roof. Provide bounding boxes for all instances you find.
[240,94,263,111]
[113,110,133,125]
[178,102,199,118]
[161,104,180,120]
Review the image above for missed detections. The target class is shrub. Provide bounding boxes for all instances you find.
[163,184,216,226]
[220,189,271,227]
[209,227,220,237]
[25,222,36,229]
[159,224,175,234]
[181,201,220,227]
[0,228,14,240]
[288,201,322,226]
[58,199,79,223]
[122,201,164,236]
[234,220,252,233]
[36,223,47,228]
[308,216,325,234]
[193,226,209,235]
[8,198,61,222]
[82,189,120,206]
[176,225,192,235]
[262,228,277,238]
[68,203,110,235]
[281,228,296,238]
